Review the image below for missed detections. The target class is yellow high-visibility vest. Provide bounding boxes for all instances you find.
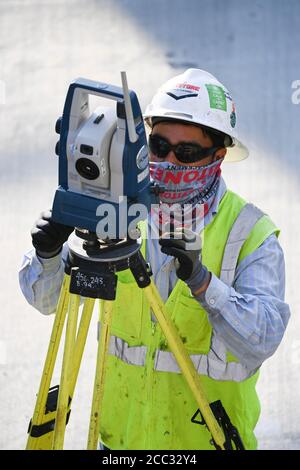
[99,190,279,450]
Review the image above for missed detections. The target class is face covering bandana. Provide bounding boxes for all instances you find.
[150,159,223,205]
[149,159,223,235]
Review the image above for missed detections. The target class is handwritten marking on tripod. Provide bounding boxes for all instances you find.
[75,272,105,289]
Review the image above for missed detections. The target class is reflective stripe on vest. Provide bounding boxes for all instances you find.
[107,203,264,381]
[153,332,258,381]
[108,335,147,366]
[219,203,264,286]
[107,332,257,382]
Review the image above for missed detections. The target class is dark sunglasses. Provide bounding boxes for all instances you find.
[149,134,219,163]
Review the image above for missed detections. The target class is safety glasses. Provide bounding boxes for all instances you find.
[149,134,219,163]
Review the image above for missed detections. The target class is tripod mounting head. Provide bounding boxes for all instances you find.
[73,227,139,258]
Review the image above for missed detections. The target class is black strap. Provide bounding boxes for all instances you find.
[28,385,72,438]
[191,400,245,450]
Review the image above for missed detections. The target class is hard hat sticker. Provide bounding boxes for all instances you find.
[230,101,236,127]
[166,90,199,101]
[230,111,236,128]
[205,84,227,111]
[166,82,200,101]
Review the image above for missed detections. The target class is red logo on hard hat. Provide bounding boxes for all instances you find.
[176,83,200,92]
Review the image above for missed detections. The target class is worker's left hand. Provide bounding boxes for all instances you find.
[159,227,210,293]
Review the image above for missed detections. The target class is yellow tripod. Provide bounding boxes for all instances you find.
[26,232,243,450]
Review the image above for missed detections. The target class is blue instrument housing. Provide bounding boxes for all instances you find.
[52,77,152,237]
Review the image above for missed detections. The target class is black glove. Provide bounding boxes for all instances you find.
[159,227,210,293]
[31,210,74,259]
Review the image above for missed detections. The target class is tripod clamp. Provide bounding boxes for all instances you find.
[65,231,152,300]
[191,401,245,450]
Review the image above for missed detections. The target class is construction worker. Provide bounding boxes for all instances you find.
[19,69,290,450]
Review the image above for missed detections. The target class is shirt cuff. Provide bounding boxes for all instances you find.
[194,273,230,313]
[36,251,62,274]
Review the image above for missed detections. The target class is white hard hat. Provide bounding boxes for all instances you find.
[144,68,248,162]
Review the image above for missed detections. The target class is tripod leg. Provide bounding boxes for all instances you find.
[26,274,71,450]
[87,299,113,450]
[69,297,95,396]
[144,280,226,451]
[53,292,80,449]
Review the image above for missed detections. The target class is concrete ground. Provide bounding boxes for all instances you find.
[0,0,299,449]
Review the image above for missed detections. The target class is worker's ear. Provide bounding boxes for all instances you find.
[213,148,227,162]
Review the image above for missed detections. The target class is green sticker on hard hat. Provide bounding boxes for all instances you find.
[205,84,227,111]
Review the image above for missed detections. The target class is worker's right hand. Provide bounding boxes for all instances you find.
[31,210,74,259]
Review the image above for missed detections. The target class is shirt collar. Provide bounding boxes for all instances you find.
[211,176,227,216]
